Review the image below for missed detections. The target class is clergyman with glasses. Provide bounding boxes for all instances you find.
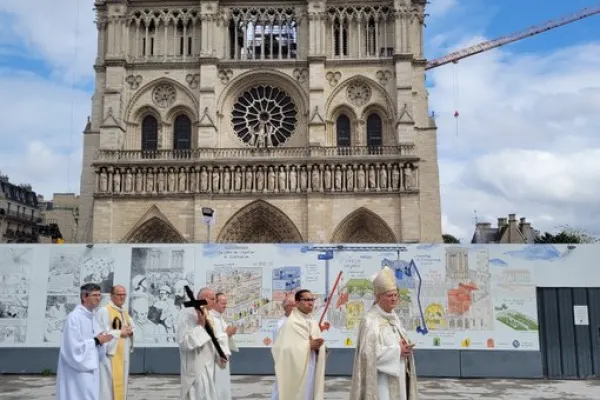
[271,289,327,400]
[55,283,114,400]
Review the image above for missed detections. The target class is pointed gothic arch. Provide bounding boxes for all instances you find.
[217,200,303,243]
[121,205,187,243]
[331,207,397,243]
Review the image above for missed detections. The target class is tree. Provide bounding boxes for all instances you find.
[443,234,460,244]
[534,225,599,244]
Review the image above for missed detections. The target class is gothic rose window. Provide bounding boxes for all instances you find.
[231,85,297,147]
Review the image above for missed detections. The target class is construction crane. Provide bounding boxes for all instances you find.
[426,4,600,70]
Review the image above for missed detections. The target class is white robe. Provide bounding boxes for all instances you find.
[56,304,108,400]
[177,308,219,400]
[270,316,287,400]
[209,310,239,400]
[349,305,419,400]
[96,303,136,400]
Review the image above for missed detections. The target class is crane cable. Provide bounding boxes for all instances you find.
[452,61,460,136]
[67,0,81,193]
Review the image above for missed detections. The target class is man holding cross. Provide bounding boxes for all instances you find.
[177,287,227,400]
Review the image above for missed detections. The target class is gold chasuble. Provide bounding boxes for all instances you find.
[271,308,326,400]
[107,305,132,400]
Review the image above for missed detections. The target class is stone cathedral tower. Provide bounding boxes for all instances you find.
[76,0,442,244]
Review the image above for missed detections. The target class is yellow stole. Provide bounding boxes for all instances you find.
[107,305,131,400]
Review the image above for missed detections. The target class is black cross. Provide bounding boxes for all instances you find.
[183,285,228,361]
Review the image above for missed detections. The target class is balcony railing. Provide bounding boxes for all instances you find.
[94,145,416,163]
[0,209,41,223]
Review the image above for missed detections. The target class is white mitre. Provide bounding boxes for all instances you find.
[371,266,398,295]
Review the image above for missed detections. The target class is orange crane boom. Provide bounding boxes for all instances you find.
[426,5,600,70]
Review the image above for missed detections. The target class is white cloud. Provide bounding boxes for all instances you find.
[0,72,89,198]
[427,0,458,18]
[432,42,600,241]
[0,0,96,81]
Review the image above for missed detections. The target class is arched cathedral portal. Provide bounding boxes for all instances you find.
[217,200,303,243]
[331,207,397,243]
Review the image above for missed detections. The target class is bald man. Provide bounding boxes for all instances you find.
[177,287,226,400]
[96,285,135,400]
[271,296,296,400]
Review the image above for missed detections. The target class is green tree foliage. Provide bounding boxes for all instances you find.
[534,225,599,244]
[442,233,460,244]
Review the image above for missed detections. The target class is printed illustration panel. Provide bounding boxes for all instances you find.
[0,247,34,345]
[128,246,195,346]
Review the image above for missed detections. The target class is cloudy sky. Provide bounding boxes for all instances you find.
[1,0,599,242]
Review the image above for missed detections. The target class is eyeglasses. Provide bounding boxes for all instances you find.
[299,298,315,302]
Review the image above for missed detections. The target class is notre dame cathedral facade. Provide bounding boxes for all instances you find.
[76,0,442,244]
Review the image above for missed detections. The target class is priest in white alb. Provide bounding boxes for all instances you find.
[177,287,227,400]
[271,289,326,400]
[210,292,239,400]
[271,295,296,400]
[56,283,114,400]
[96,285,135,400]
[349,266,419,400]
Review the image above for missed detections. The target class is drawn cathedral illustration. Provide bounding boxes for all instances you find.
[77,0,442,244]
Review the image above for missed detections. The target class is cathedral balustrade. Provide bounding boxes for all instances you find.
[93,158,419,196]
[94,145,415,162]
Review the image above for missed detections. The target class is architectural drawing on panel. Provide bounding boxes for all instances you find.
[47,246,115,295]
[129,247,193,345]
[43,295,80,343]
[272,266,301,301]
[445,247,493,331]
[208,266,264,334]
[0,247,33,344]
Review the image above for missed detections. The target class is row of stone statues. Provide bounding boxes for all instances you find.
[97,163,418,194]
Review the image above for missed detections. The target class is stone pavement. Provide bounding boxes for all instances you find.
[1,374,599,399]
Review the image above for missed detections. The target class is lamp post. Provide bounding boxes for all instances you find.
[201,207,215,243]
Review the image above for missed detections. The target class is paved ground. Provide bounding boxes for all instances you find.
[1,374,599,399]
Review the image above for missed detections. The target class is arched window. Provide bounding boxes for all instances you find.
[173,115,192,150]
[336,114,351,147]
[141,115,158,151]
[366,113,383,147]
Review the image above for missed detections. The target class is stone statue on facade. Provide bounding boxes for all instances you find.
[357,166,365,190]
[189,168,196,192]
[311,166,320,191]
[392,165,400,189]
[179,168,187,192]
[158,169,166,193]
[253,120,270,148]
[267,166,275,191]
[168,168,176,192]
[368,165,376,189]
[289,166,297,192]
[100,169,108,192]
[135,169,143,193]
[404,165,416,190]
[300,166,308,191]
[379,165,387,189]
[278,166,287,192]
[245,167,253,192]
[200,168,208,192]
[334,167,342,191]
[234,167,242,192]
[223,168,231,192]
[125,169,133,193]
[146,170,155,192]
[324,165,332,191]
[212,168,220,192]
[346,165,354,191]
[256,167,265,191]
[113,170,121,193]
